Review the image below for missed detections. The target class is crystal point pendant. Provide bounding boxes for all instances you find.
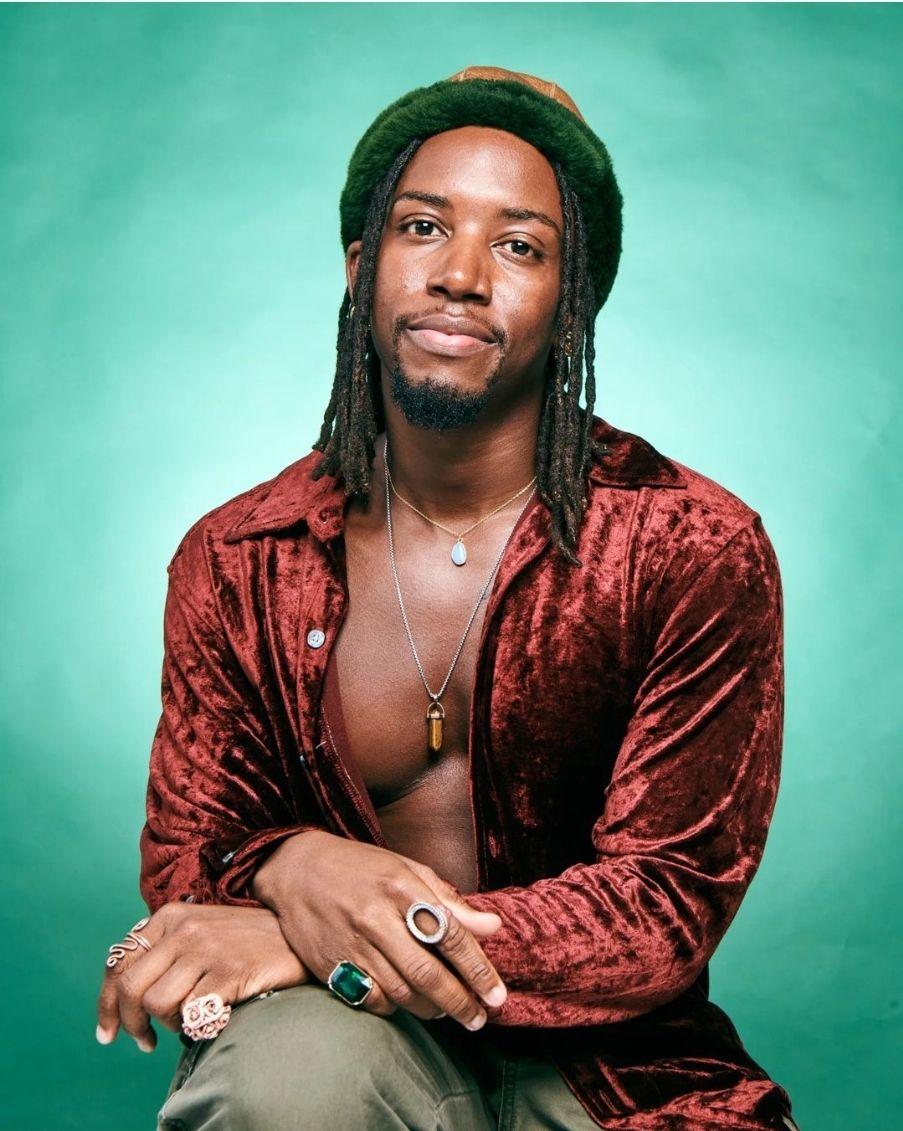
[451,539,467,566]
[426,700,445,753]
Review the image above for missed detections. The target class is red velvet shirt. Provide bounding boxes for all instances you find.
[139,413,796,1130]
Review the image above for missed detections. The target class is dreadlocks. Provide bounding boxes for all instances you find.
[312,136,607,567]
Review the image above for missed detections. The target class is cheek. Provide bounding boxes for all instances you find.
[504,301,558,362]
[499,271,560,343]
[369,250,417,348]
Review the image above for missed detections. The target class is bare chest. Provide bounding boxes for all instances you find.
[321,510,504,891]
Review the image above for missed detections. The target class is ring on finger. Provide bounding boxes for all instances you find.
[105,916,153,969]
[327,960,374,1007]
[405,900,449,945]
[181,992,232,1041]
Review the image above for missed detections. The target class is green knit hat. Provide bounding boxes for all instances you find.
[339,65,623,317]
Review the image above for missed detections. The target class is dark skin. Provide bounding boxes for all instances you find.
[96,125,564,1052]
[330,124,564,891]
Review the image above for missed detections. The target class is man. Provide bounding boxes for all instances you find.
[96,67,800,1130]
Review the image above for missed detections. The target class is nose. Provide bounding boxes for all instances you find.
[426,232,491,305]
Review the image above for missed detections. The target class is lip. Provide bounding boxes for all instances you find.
[408,314,496,341]
[405,327,497,358]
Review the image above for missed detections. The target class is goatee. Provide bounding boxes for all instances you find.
[387,320,506,432]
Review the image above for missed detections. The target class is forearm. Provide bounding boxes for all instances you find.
[141,822,329,914]
[249,827,331,912]
[464,856,721,1026]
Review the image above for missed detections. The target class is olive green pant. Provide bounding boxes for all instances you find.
[156,983,601,1130]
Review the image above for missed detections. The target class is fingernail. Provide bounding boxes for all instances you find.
[136,1035,154,1053]
[465,1012,487,1031]
[95,1024,113,1045]
[482,985,507,1008]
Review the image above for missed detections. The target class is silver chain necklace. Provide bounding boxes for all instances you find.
[384,437,537,755]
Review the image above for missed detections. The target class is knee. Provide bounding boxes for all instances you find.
[182,985,423,1128]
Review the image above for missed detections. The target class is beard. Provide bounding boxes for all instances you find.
[385,318,507,432]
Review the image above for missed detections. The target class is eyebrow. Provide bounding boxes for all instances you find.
[392,190,562,237]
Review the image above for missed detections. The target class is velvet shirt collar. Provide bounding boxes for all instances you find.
[222,414,687,546]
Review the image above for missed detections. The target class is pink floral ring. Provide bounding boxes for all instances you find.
[181,992,232,1041]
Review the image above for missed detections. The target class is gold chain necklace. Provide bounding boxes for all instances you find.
[385,459,537,567]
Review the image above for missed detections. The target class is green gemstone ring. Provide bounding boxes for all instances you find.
[327,960,374,1007]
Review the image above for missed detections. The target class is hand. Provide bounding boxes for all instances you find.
[251,829,508,1031]
[95,902,310,1053]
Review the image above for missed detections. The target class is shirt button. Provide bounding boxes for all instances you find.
[306,628,326,648]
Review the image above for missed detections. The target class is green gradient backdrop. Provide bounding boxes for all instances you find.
[2,5,899,1129]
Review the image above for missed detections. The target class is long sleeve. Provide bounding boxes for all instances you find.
[466,515,784,1028]
[139,524,323,912]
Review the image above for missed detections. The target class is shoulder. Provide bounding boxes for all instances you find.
[588,417,779,605]
[655,452,763,548]
[164,448,324,585]
[637,453,781,638]
[590,414,760,539]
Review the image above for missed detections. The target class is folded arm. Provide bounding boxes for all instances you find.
[139,523,323,912]
[465,516,784,1027]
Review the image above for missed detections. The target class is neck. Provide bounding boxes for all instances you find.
[380,399,541,527]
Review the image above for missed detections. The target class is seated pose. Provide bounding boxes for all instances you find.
[96,66,800,1131]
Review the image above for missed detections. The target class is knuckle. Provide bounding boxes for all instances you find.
[117,970,140,1003]
[448,990,477,1019]
[464,958,493,985]
[404,954,442,991]
[381,976,414,1006]
[141,987,166,1017]
[367,995,396,1017]
[157,902,181,926]
[350,903,383,935]
[381,872,412,901]
[418,864,441,888]
[106,955,129,980]
[173,916,204,942]
[439,915,467,948]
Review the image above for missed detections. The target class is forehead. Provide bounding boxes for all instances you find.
[393,126,562,221]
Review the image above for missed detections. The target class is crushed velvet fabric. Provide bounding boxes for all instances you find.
[139,414,795,1129]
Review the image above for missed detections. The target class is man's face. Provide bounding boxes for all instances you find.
[345,125,563,432]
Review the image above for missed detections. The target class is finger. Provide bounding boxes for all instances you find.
[118,945,200,1048]
[97,967,125,1045]
[96,912,168,1045]
[116,939,184,1052]
[391,881,506,1011]
[312,945,401,1019]
[403,862,503,936]
[177,972,237,1041]
[348,940,449,1022]
[378,918,487,1031]
[427,904,508,1009]
[141,958,212,1034]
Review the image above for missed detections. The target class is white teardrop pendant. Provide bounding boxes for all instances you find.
[451,538,467,566]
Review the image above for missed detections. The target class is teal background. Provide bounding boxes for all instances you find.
[1,4,899,1129]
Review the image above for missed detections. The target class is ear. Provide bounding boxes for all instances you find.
[345,240,363,301]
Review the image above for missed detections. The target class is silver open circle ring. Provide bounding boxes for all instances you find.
[405,900,449,945]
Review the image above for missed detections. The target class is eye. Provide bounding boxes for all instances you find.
[398,220,543,260]
[400,219,441,237]
[502,238,543,261]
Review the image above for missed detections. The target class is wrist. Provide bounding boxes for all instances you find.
[251,828,327,911]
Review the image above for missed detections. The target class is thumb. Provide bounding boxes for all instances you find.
[400,860,504,934]
[430,878,503,935]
